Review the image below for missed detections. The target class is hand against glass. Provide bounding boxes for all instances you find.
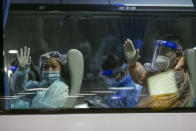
[17,46,31,69]
[123,38,140,66]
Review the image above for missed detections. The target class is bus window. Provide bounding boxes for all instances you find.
[2,10,196,111]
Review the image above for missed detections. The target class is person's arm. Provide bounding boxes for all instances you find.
[11,67,30,94]
[123,39,148,85]
[12,47,31,93]
[128,62,148,85]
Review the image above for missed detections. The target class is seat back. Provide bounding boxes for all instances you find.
[64,49,84,108]
[185,49,196,103]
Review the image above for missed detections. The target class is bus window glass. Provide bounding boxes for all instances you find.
[3,11,196,110]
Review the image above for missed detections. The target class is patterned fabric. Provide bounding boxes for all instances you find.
[138,70,191,110]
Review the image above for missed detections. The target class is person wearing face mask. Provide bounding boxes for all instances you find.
[123,35,194,109]
[99,54,143,108]
[11,47,69,109]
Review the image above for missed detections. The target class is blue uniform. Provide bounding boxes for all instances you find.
[103,73,143,108]
[11,67,69,109]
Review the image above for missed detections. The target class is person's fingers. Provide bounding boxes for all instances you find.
[124,40,132,51]
[123,41,129,52]
[20,48,23,57]
[27,47,30,57]
[27,56,31,65]
[127,39,135,51]
[126,38,130,42]
[123,41,127,50]
[126,40,132,51]
[136,49,141,59]
[24,46,27,56]
[136,49,140,56]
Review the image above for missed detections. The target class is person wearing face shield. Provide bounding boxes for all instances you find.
[11,47,69,109]
[123,35,194,109]
[99,54,143,108]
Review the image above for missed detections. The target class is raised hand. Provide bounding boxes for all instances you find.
[17,46,31,69]
[123,39,140,66]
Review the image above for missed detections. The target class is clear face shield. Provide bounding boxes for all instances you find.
[39,51,67,82]
[151,40,183,71]
[39,51,67,68]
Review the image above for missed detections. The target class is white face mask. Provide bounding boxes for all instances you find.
[155,53,177,71]
[42,71,61,84]
[155,55,171,71]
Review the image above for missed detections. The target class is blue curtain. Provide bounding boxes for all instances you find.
[3,0,11,28]
[3,0,11,109]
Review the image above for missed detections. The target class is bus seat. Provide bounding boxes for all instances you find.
[185,49,196,105]
[64,49,84,108]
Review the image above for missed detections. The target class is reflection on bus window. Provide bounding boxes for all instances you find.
[3,12,196,110]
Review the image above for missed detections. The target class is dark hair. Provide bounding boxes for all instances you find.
[101,54,124,70]
[29,64,41,81]
[59,62,70,86]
